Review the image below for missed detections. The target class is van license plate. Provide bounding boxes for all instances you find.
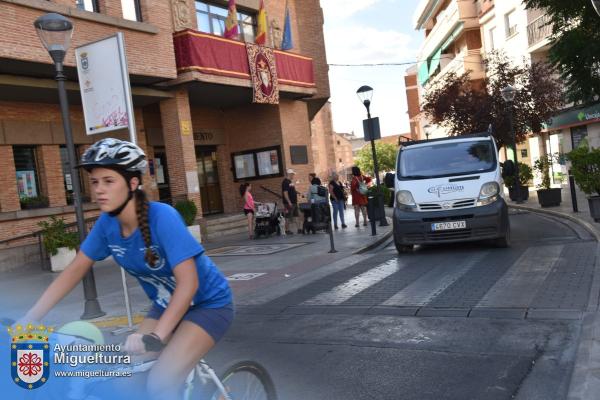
[431,221,466,231]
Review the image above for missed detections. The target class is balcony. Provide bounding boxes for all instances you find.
[427,49,485,86]
[527,13,552,51]
[172,29,316,98]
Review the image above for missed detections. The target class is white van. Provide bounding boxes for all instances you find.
[393,133,509,253]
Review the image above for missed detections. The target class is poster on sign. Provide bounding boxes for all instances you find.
[75,33,135,136]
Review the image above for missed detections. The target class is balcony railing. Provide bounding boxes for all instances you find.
[527,13,552,47]
[173,29,316,89]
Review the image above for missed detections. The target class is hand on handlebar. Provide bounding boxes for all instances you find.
[124,332,165,354]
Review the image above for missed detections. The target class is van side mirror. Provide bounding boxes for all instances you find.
[384,172,395,188]
[502,160,515,178]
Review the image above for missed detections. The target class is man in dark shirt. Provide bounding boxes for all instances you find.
[282,169,299,234]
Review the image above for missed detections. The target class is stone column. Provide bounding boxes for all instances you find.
[0,146,20,212]
[159,89,202,215]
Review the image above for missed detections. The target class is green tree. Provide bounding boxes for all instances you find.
[355,141,397,175]
[421,51,563,149]
[523,0,600,104]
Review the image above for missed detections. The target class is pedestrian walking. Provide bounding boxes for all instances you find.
[240,182,255,239]
[309,172,322,186]
[282,169,300,234]
[350,166,371,227]
[329,172,347,229]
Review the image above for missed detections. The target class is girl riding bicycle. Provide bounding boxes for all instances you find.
[20,138,233,399]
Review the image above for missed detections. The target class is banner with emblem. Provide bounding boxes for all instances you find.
[245,43,279,104]
[75,33,136,137]
[8,324,51,390]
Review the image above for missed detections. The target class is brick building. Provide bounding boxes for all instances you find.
[0,0,330,268]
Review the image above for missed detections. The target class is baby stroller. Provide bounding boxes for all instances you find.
[254,202,281,238]
[299,201,331,234]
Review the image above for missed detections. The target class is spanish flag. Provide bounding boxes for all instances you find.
[255,0,267,45]
[224,0,239,40]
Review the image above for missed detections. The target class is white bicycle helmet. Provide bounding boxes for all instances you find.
[79,138,147,174]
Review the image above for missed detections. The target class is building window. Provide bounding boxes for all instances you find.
[231,146,283,181]
[13,146,41,200]
[195,1,256,42]
[60,146,88,205]
[122,0,142,22]
[488,27,495,50]
[505,10,517,38]
[75,0,99,12]
[520,149,528,158]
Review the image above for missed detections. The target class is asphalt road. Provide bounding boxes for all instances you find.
[203,210,598,400]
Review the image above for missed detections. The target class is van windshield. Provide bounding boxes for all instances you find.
[397,140,496,179]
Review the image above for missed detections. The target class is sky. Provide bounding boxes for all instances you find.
[320,0,424,138]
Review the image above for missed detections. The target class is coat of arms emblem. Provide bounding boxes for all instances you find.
[80,52,89,70]
[8,323,52,390]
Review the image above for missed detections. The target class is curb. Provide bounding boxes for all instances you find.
[353,217,393,255]
[89,313,145,329]
[508,204,600,242]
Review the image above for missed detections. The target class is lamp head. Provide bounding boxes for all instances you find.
[356,85,374,107]
[501,85,517,103]
[34,13,73,64]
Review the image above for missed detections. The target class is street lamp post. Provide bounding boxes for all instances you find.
[356,85,388,230]
[592,0,600,17]
[34,13,105,319]
[501,84,522,204]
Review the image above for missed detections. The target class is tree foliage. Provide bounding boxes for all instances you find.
[523,0,600,104]
[355,141,397,175]
[421,52,563,149]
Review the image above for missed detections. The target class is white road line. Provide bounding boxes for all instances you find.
[475,245,563,308]
[382,251,489,307]
[301,259,403,306]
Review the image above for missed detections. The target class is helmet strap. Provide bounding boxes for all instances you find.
[108,171,140,217]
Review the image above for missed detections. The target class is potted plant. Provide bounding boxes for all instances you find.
[20,195,49,210]
[503,162,533,201]
[566,146,600,221]
[533,153,562,207]
[175,199,201,243]
[37,216,79,272]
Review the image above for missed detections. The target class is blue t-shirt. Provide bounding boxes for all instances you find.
[81,202,232,309]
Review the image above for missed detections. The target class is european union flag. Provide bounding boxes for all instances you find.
[281,2,293,50]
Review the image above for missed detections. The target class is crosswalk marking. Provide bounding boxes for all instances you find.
[475,245,563,308]
[301,259,403,306]
[382,251,490,307]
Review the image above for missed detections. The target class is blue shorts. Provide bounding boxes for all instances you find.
[146,303,234,343]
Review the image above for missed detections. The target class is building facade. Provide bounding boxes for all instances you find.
[0,0,331,267]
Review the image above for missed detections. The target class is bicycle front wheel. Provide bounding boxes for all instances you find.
[210,361,277,400]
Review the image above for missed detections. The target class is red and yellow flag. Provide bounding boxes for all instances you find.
[255,0,267,45]
[224,0,239,40]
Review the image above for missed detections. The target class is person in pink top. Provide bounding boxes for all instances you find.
[240,183,255,239]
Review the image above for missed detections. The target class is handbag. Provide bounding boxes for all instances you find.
[358,178,368,195]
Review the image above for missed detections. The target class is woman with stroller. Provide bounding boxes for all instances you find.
[350,166,371,227]
[240,182,255,239]
[328,172,347,230]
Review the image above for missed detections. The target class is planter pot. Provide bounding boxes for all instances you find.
[188,224,202,243]
[50,247,76,272]
[537,188,562,207]
[508,186,529,201]
[588,196,600,222]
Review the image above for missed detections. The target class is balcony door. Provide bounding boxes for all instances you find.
[196,146,223,215]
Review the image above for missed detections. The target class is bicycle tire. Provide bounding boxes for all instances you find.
[210,360,277,400]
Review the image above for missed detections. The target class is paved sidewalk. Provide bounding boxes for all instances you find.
[504,184,600,400]
[0,206,393,328]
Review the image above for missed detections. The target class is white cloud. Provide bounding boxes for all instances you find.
[324,25,415,64]
[320,0,381,20]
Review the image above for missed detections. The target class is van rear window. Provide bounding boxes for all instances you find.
[397,140,496,179]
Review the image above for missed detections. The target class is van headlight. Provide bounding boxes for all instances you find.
[396,190,416,210]
[477,182,500,206]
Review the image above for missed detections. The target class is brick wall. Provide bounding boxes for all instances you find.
[0,146,20,212]
[0,1,176,79]
[37,145,67,207]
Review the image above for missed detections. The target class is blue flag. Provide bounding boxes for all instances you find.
[281,2,293,50]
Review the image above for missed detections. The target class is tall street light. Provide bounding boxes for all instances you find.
[356,85,388,228]
[501,84,522,204]
[34,13,105,319]
[592,0,600,17]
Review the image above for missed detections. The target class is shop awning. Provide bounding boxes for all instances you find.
[544,102,600,131]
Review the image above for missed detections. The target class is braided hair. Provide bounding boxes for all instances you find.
[135,188,157,267]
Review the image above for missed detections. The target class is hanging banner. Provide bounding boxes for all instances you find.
[245,43,279,104]
[75,33,136,136]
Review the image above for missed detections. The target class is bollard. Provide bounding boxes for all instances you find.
[367,196,377,236]
[569,173,578,213]
[327,203,337,253]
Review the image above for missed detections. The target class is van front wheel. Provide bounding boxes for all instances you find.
[394,240,413,254]
[494,225,511,248]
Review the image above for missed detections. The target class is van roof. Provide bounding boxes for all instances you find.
[401,132,493,148]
